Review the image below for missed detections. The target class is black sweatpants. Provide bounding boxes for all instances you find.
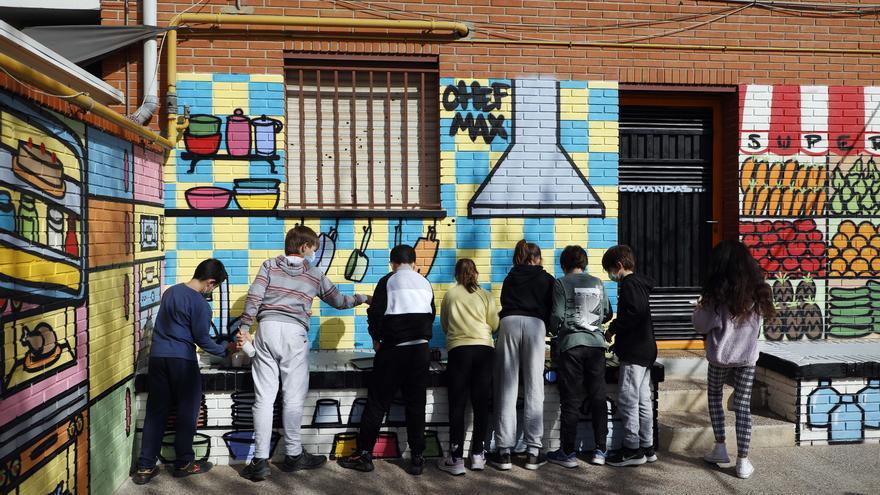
[138,357,202,469]
[357,343,430,455]
[446,345,493,458]
[558,345,608,453]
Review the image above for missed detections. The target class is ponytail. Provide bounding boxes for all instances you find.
[513,239,542,266]
[454,258,480,293]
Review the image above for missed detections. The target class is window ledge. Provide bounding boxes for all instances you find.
[165,209,448,219]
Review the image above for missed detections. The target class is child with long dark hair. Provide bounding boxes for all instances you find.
[693,240,775,479]
[437,259,500,475]
[489,239,555,471]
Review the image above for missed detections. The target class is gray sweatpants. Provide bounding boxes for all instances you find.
[252,320,310,458]
[494,315,546,453]
[617,361,654,450]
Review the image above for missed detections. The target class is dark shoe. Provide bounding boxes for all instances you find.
[132,466,159,485]
[607,448,647,467]
[488,451,512,471]
[525,452,547,470]
[644,446,658,463]
[408,454,425,475]
[338,450,375,472]
[241,458,271,481]
[281,450,327,472]
[173,460,213,478]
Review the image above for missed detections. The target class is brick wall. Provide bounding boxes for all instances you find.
[0,77,164,494]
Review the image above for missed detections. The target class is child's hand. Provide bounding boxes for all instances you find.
[236,331,253,345]
[604,330,613,343]
[364,295,373,305]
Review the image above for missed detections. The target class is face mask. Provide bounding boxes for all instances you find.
[608,271,619,282]
[303,253,316,264]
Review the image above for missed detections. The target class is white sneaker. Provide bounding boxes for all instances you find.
[470,452,486,471]
[437,456,465,476]
[736,457,754,479]
[703,442,730,464]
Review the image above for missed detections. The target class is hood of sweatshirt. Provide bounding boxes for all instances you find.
[506,264,551,287]
[275,255,309,277]
[623,272,655,292]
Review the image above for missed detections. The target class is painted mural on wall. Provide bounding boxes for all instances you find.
[805,378,880,444]
[0,88,164,494]
[167,74,620,350]
[739,84,880,341]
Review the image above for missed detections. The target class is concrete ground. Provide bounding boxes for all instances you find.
[115,445,880,495]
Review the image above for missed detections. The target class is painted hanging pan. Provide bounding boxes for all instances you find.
[345,222,372,283]
[314,221,339,274]
[414,222,439,277]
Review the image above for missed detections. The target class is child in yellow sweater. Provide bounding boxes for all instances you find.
[437,259,500,475]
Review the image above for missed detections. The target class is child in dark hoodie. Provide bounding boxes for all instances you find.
[488,239,556,472]
[239,226,370,481]
[601,245,658,467]
[547,245,613,469]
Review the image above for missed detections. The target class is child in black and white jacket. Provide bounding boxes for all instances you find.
[338,244,435,476]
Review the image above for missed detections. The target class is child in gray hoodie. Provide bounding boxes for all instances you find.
[693,240,775,480]
[238,226,370,481]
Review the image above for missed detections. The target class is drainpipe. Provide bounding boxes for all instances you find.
[130,0,158,124]
[165,14,470,144]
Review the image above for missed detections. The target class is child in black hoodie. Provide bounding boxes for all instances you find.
[601,245,658,467]
[488,239,556,472]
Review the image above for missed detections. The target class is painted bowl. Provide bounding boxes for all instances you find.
[232,178,281,191]
[234,191,280,210]
[222,430,280,461]
[159,433,210,463]
[187,115,222,136]
[185,187,232,210]
[183,132,221,155]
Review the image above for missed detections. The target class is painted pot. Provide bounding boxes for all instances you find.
[159,433,211,463]
[226,109,252,157]
[251,115,283,156]
[222,430,280,461]
[313,398,342,426]
[188,115,222,136]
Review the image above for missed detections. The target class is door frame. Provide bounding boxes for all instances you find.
[619,90,732,350]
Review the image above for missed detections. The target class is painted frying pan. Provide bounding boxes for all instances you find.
[314,223,338,274]
[345,223,372,283]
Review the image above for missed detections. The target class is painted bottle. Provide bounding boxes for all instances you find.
[64,215,79,257]
[47,207,64,250]
[0,191,15,232]
[18,195,39,243]
[857,379,880,429]
[226,108,252,157]
[807,379,838,428]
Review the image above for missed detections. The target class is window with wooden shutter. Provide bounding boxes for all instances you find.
[285,54,440,211]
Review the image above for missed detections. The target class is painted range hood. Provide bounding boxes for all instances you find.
[468,78,605,217]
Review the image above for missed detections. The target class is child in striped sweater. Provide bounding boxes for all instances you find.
[238,225,370,481]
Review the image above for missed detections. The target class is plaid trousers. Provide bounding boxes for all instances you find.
[707,364,756,458]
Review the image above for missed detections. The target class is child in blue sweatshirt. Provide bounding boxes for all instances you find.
[133,259,236,485]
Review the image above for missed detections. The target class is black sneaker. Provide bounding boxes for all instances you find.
[132,466,159,485]
[281,449,327,472]
[338,450,375,472]
[525,452,547,470]
[643,446,658,463]
[408,454,425,476]
[241,458,271,481]
[488,451,512,471]
[173,460,213,478]
[606,448,647,467]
